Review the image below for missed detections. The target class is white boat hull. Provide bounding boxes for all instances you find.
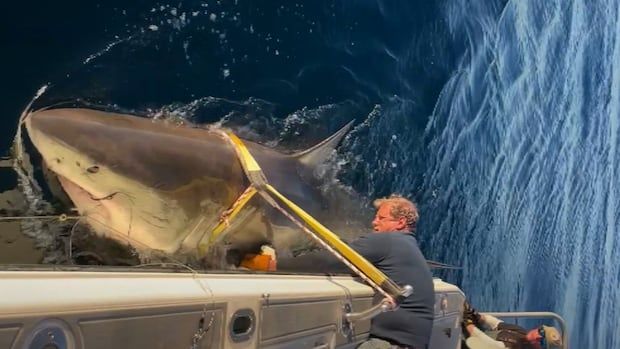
[0,270,464,349]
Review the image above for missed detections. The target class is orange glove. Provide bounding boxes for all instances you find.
[240,246,277,271]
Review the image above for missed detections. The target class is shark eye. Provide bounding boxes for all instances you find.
[87,165,100,174]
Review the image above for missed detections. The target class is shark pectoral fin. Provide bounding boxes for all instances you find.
[291,120,355,167]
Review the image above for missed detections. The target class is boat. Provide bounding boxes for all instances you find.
[0,266,465,349]
[0,266,568,349]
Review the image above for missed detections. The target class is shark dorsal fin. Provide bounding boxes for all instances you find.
[292,120,355,167]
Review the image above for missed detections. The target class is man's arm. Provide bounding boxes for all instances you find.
[463,305,506,348]
[465,326,507,348]
[277,249,350,273]
[479,314,503,330]
[277,233,386,273]
[347,233,387,263]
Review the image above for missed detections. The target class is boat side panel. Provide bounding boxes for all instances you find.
[429,290,465,349]
[78,305,225,349]
[0,272,466,349]
[0,272,375,349]
[0,326,20,348]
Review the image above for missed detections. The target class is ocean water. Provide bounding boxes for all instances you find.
[1,1,618,347]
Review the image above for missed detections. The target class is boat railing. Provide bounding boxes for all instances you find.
[482,311,568,348]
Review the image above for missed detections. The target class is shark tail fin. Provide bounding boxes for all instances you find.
[292,120,355,167]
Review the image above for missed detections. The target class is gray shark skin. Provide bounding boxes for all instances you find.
[24,108,353,267]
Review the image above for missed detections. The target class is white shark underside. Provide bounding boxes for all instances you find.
[25,108,354,265]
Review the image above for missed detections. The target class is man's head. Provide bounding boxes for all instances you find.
[372,194,419,233]
[526,325,562,348]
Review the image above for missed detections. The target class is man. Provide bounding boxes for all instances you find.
[463,302,563,349]
[275,194,435,349]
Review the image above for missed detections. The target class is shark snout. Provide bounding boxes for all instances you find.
[25,109,86,147]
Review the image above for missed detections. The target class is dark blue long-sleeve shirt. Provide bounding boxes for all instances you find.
[278,232,435,348]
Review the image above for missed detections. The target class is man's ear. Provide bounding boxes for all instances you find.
[397,217,408,230]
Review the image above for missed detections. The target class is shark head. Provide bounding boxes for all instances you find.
[24,107,354,265]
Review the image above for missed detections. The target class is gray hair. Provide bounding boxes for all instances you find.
[373,194,419,232]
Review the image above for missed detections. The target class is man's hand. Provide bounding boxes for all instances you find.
[463,300,482,327]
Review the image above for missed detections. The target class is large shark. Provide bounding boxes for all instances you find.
[24,108,354,266]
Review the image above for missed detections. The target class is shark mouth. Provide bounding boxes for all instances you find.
[51,173,144,265]
[54,173,146,250]
[55,174,114,224]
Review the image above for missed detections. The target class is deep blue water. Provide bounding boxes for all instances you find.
[2,1,619,347]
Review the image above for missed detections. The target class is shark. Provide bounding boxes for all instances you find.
[24,107,354,267]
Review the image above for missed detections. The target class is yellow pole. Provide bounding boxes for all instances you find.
[223,130,408,300]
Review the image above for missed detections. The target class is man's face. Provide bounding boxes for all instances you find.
[525,328,543,347]
[372,203,407,232]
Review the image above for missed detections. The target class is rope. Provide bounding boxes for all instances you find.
[217,186,257,229]
[133,261,217,349]
[0,214,81,222]
[9,211,218,347]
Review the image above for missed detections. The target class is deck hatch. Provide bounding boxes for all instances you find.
[0,326,20,348]
[79,307,223,349]
[260,300,339,341]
